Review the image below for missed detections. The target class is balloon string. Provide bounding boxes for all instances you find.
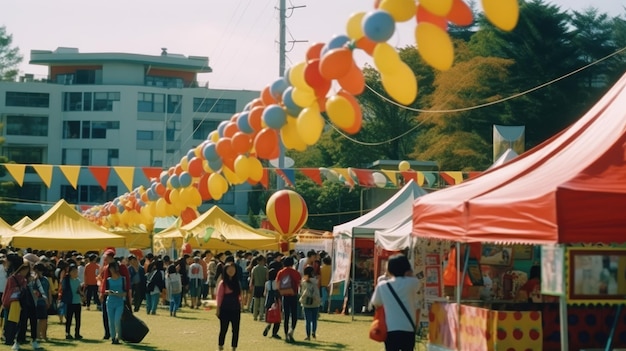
[330,45,626,147]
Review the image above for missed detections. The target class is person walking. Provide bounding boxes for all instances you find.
[369,254,420,351]
[127,255,145,312]
[188,257,203,309]
[319,256,332,313]
[144,260,165,315]
[275,256,301,343]
[98,249,131,340]
[32,263,51,346]
[262,268,281,339]
[104,261,127,345]
[83,254,100,311]
[2,263,30,351]
[250,255,267,321]
[216,262,241,351]
[300,266,322,341]
[165,264,182,317]
[61,264,83,340]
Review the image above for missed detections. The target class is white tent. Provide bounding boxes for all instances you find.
[374,216,414,251]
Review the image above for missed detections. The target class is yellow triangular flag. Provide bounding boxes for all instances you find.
[381,170,398,186]
[32,164,53,188]
[417,171,425,187]
[113,166,135,192]
[332,168,354,185]
[59,165,81,189]
[4,164,25,186]
[445,171,464,185]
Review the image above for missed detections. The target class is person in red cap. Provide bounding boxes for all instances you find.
[98,249,131,340]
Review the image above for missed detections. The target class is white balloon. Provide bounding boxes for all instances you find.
[373,172,387,188]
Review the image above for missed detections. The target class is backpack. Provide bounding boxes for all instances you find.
[168,274,182,295]
[278,272,294,296]
[146,271,157,291]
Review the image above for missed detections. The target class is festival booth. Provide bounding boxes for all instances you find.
[0,217,17,247]
[108,227,152,249]
[294,229,333,255]
[11,200,127,251]
[413,74,626,351]
[11,216,33,231]
[332,180,427,315]
[153,205,277,255]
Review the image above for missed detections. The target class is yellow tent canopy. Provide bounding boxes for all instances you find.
[12,200,126,251]
[12,216,33,230]
[108,227,152,249]
[0,217,17,247]
[153,206,277,252]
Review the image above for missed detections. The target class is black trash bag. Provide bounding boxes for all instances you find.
[120,305,149,343]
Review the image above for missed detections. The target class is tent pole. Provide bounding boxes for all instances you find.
[351,234,356,321]
[455,242,461,351]
[559,295,568,351]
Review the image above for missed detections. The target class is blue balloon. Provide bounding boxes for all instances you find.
[179,172,192,188]
[321,34,351,57]
[117,205,125,214]
[208,158,223,172]
[282,87,303,117]
[169,174,181,189]
[217,120,229,138]
[243,101,252,111]
[283,67,292,85]
[236,111,254,134]
[186,149,195,160]
[363,10,395,43]
[270,78,289,101]
[160,173,169,187]
[202,143,219,161]
[262,104,287,130]
[146,188,157,202]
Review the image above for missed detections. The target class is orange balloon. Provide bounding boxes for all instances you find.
[304,59,331,98]
[215,137,234,159]
[155,183,166,196]
[261,85,276,106]
[250,98,264,109]
[417,5,448,30]
[355,36,376,56]
[306,42,325,62]
[230,113,239,122]
[319,48,354,80]
[197,173,212,201]
[231,132,252,155]
[448,0,473,26]
[187,157,204,178]
[222,156,235,170]
[223,122,239,139]
[174,164,183,175]
[181,207,197,225]
[253,128,279,160]
[338,90,363,135]
[338,61,365,95]
[248,106,264,132]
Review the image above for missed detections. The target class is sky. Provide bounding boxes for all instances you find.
[3,0,625,91]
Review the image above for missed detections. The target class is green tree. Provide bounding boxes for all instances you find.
[0,26,23,81]
[296,179,360,231]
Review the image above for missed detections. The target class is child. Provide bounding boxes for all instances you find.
[166,265,182,317]
[61,264,83,340]
[262,268,281,339]
[105,261,126,345]
[299,266,321,341]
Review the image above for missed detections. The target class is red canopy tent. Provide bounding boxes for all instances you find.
[413,74,626,244]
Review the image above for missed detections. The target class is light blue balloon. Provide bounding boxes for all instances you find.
[160,173,169,187]
[243,101,252,111]
[283,67,292,85]
[236,111,254,134]
[270,78,289,101]
[321,34,351,57]
[169,174,181,189]
[217,120,229,138]
[147,188,158,202]
[208,158,223,172]
[262,104,287,130]
[282,87,302,117]
[363,10,395,43]
[202,143,219,161]
[179,172,192,187]
[118,205,125,214]
[186,149,195,160]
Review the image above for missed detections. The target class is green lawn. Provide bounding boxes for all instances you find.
[21,304,426,351]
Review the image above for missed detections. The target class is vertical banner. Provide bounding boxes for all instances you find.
[331,236,352,284]
[541,245,564,296]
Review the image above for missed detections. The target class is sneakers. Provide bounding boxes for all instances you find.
[288,329,294,342]
[263,325,271,337]
[271,334,282,339]
[304,336,310,341]
[312,333,316,339]
[75,334,83,340]
[112,338,120,344]
[11,342,19,351]
[65,334,74,340]
[31,340,42,350]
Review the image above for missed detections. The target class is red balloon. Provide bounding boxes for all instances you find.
[188,157,204,178]
[338,61,365,95]
[304,59,331,98]
[250,98,264,109]
[254,128,279,160]
[181,207,198,225]
[197,173,212,201]
[223,122,239,139]
[182,242,192,255]
[306,42,325,62]
[174,164,183,175]
[164,189,172,204]
[417,5,448,31]
[215,138,234,159]
[248,106,264,132]
[155,183,166,196]
[231,132,252,155]
[448,0,473,26]
[265,190,308,236]
[230,113,240,122]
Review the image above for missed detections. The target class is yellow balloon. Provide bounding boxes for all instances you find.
[291,87,317,108]
[482,0,519,31]
[280,117,307,151]
[179,187,194,207]
[234,155,250,180]
[398,160,411,171]
[415,23,454,71]
[373,43,402,75]
[381,61,417,105]
[297,107,325,146]
[169,188,186,211]
[180,156,189,171]
[325,95,356,130]
[223,167,244,185]
[346,12,366,39]
[155,198,167,217]
[208,131,219,143]
[208,173,227,199]
[181,186,202,208]
[289,61,311,90]
[379,0,417,22]
[247,157,264,182]
[419,0,453,17]
[194,144,204,158]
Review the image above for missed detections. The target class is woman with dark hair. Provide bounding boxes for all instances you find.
[2,263,30,350]
[61,264,83,340]
[216,262,241,351]
[262,268,281,339]
[54,260,68,325]
[145,260,165,315]
[32,263,51,344]
[176,257,189,308]
[370,254,419,351]
[105,261,126,344]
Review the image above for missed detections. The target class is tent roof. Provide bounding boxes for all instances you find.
[375,216,413,250]
[0,217,17,246]
[12,200,126,250]
[12,216,33,230]
[413,74,626,244]
[334,180,427,238]
[153,216,178,232]
[488,148,518,170]
[108,227,151,249]
[154,206,276,251]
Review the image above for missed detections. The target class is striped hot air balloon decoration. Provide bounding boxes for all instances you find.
[266,190,308,243]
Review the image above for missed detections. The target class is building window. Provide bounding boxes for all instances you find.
[167,95,182,114]
[192,119,219,140]
[82,121,91,139]
[63,120,116,139]
[166,121,179,141]
[136,130,154,140]
[3,147,45,164]
[81,149,90,166]
[91,121,108,139]
[5,92,50,108]
[63,92,119,111]
[93,92,120,111]
[21,183,45,201]
[108,149,119,166]
[145,76,184,88]
[6,116,48,136]
[193,98,236,113]
[75,69,96,84]
[138,93,165,113]
[63,121,80,139]
[60,185,117,204]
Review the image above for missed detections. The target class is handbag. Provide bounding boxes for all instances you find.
[47,300,58,316]
[266,300,282,324]
[369,306,387,342]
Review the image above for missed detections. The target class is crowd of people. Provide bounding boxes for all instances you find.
[0,246,333,351]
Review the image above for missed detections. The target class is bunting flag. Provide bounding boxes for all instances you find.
[417,171,425,187]
[203,227,214,243]
[440,172,456,186]
[259,168,269,189]
[31,164,53,188]
[333,168,354,186]
[351,168,376,187]
[59,165,81,189]
[113,166,135,192]
[142,167,163,182]
[381,170,398,186]
[467,171,481,180]
[276,169,296,187]
[88,166,111,190]
[445,171,464,185]
[401,171,418,184]
[4,164,25,186]
[423,172,437,187]
[300,168,323,185]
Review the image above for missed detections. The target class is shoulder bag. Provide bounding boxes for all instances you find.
[369,283,416,343]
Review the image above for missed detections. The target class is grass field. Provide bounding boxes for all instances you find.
[12,303,426,351]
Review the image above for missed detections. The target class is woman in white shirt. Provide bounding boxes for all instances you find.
[370,254,419,351]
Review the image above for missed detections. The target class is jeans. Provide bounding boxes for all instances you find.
[320,286,328,311]
[384,330,415,351]
[85,285,100,307]
[106,299,124,340]
[169,293,181,314]
[282,295,298,335]
[145,292,159,314]
[202,282,209,299]
[65,303,81,335]
[218,309,240,348]
[303,307,318,337]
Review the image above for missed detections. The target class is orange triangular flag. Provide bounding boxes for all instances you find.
[300,168,323,186]
[259,168,269,189]
[381,170,398,186]
[32,164,53,188]
[4,164,25,186]
[142,167,163,182]
[88,166,110,190]
[59,165,81,189]
[445,171,463,185]
[113,166,135,192]
[401,171,417,184]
